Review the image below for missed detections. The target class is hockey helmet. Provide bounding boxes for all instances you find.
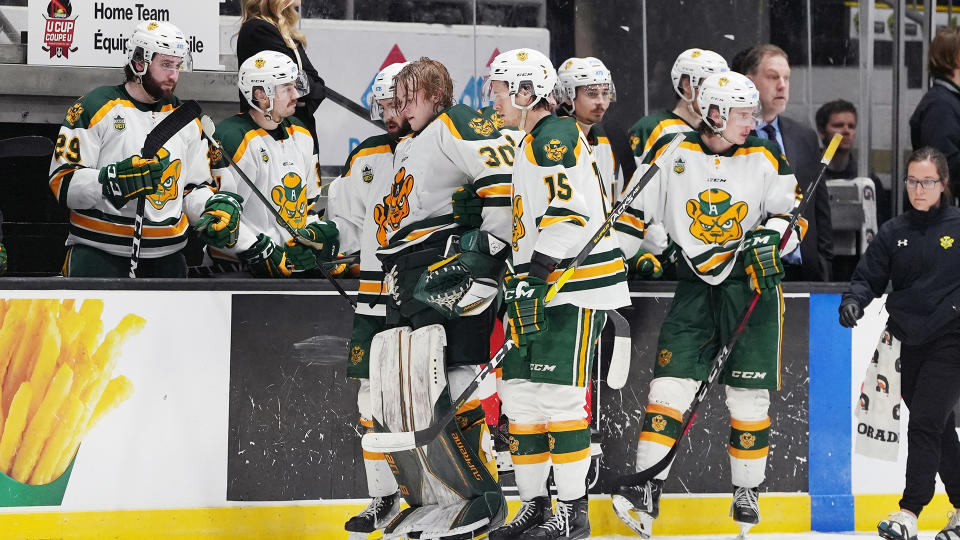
[126,20,193,76]
[484,48,557,110]
[556,57,616,109]
[369,62,410,121]
[239,50,310,117]
[671,48,728,102]
[697,72,760,133]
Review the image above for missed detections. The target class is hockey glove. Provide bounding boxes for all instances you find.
[838,299,863,328]
[452,184,483,229]
[626,249,663,279]
[0,243,6,275]
[194,191,244,248]
[240,233,294,278]
[413,229,508,318]
[742,228,784,294]
[291,220,339,261]
[504,275,550,349]
[98,149,171,209]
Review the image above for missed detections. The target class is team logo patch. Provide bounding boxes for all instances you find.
[509,436,519,453]
[374,167,415,247]
[147,21,159,31]
[629,134,640,151]
[147,150,181,210]
[547,433,555,451]
[651,414,667,432]
[941,235,954,249]
[271,172,309,228]
[673,156,686,174]
[469,117,494,137]
[718,77,730,87]
[254,57,265,68]
[543,139,567,162]
[65,103,83,126]
[350,345,364,365]
[657,348,672,367]
[517,51,528,61]
[739,432,756,449]
[489,111,505,129]
[686,188,749,246]
[511,195,525,251]
[260,148,269,163]
[691,50,702,58]
[113,114,125,131]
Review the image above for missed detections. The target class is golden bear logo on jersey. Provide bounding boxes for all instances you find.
[146,149,181,210]
[629,134,640,152]
[547,433,555,451]
[657,348,672,367]
[260,148,269,163]
[517,51,528,61]
[544,139,567,162]
[941,235,954,249]
[350,346,364,365]
[673,156,686,174]
[271,172,309,228]
[509,436,519,453]
[147,21,159,31]
[207,141,223,169]
[739,432,756,449]
[512,195,525,251]
[469,117,494,137]
[686,189,749,246]
[254,57,265,68]
[66,103,83,126]
[651,415,667,432]
[374,167,415,247]
[113,115,125,132]
[489,111,505,129]
[718,77,730,87]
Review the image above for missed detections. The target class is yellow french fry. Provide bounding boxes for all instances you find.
[0,386,5,437]
[0,299,7,328]
[26,314,61,423]
[0,382,33,475]
[0,301,28,402]
[11,364,72,483]
[29,396,84,485]
[78,299,103,322]
[2,300,42,412]
[88,376,133,432]
[60,299,75,313]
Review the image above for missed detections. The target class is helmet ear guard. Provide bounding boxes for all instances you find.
[126,20,193,78]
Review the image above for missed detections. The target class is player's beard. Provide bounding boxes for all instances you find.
[141,70,176,101]
[386,118,412,140]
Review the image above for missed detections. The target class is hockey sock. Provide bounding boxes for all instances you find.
[548,419,591,501]
[509,421,551,500]
[728,417,770,488]
[457,399,498,481]
[360,416,399,497]
[636,404,684,481]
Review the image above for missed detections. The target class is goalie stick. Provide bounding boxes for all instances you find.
[360,132,687,454]
[325,86,386,130]
[129,100,203,277]
[605,309,632,390]
[0,136,55,159]
[613,133,843,491]
[198,115,356,307]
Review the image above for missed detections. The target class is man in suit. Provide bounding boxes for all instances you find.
[735,44,833,281]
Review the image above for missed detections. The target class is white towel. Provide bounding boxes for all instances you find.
[854,326,902,462]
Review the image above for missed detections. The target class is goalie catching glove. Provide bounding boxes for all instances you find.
[240,233,318,278]
[98,148,171,209]
[412,229,508,318]
[194,191,243,248]
[742,228,784,294]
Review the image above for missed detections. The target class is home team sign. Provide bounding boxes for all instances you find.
[27,0,221,70]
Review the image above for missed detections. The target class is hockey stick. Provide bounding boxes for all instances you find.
[360,133,687,454]
[129,100,203,277]
[324,86,386,130]
[198,116,357,307]
[605,309,632,389]
[0,136,55,159]
[613,133,843,490]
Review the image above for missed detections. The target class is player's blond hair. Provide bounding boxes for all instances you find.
[241,0,307,47]
[393,57,454,114]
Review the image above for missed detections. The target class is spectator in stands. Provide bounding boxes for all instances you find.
[910,26,960,202]
[736,44,834,281]
[238,0,326,151]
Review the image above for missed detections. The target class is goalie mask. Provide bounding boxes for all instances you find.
[126,20,193,76]
[556,57,616,112]
[239,50,310,120]
[697,72,760,133]
[671,48,728,102]
[483,48,557,111]
[369,61,410,121]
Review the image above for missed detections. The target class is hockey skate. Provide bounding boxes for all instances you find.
[878,510,918,540]
[937,511,960,540]
[730,486,760,539]
[345,491,401,535]
[611,479,663,538]
[488,495,552,539]
[524,495,590,540]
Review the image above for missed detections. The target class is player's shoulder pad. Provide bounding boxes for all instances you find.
[437,103,503,141]
[741,135,793,174]
[527,115,580,168]
[284,115,313,139]
[61,85,127,129]
[213,113,261,159]
[342,133,394,174]
[641,130,700,166]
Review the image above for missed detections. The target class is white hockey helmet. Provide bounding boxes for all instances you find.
[484,48,557,110]
[697,72,760,133]
[239,50,310,117]
[126,20,193,76]
[556,57,616,109]
[671,48,728,102]
[369,61,410,121]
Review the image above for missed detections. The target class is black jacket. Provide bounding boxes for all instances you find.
[236,19,326,150]
[910,78,960,197]
[842,202,960,345]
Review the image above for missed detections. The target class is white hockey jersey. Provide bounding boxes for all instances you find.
[374,104,513,257]
[585,124,620,209]
[511,115,629,310]
[628,132,805,285]
[48,84,215,258]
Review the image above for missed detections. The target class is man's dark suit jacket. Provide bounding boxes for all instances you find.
[779,115,833,281]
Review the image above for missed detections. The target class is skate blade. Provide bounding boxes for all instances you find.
[877,525,917,540]
[611,494,653,539]
[735,522,755,539]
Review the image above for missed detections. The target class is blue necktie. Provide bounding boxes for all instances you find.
[761,123,782,153]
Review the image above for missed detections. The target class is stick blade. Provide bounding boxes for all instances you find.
[605,310,631,389]
[361,431,417,453]
[0,136,55,159]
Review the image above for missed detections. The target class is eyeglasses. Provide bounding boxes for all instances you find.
[154,60,184,73]
[904,177,942,190]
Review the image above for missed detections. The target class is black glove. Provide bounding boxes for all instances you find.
[838,300,863,328]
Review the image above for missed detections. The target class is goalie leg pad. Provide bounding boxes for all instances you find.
[357,379,399,498]
[725,386,771,488]
[636,377,699,480]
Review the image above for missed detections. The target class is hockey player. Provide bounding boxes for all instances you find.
[485,48,630,540]
[365,57,513,538]
[556,57,620,209]
[199,50,338,277]
[612,71,805,538]
[48,20,215,277]
[327,61,410,535]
